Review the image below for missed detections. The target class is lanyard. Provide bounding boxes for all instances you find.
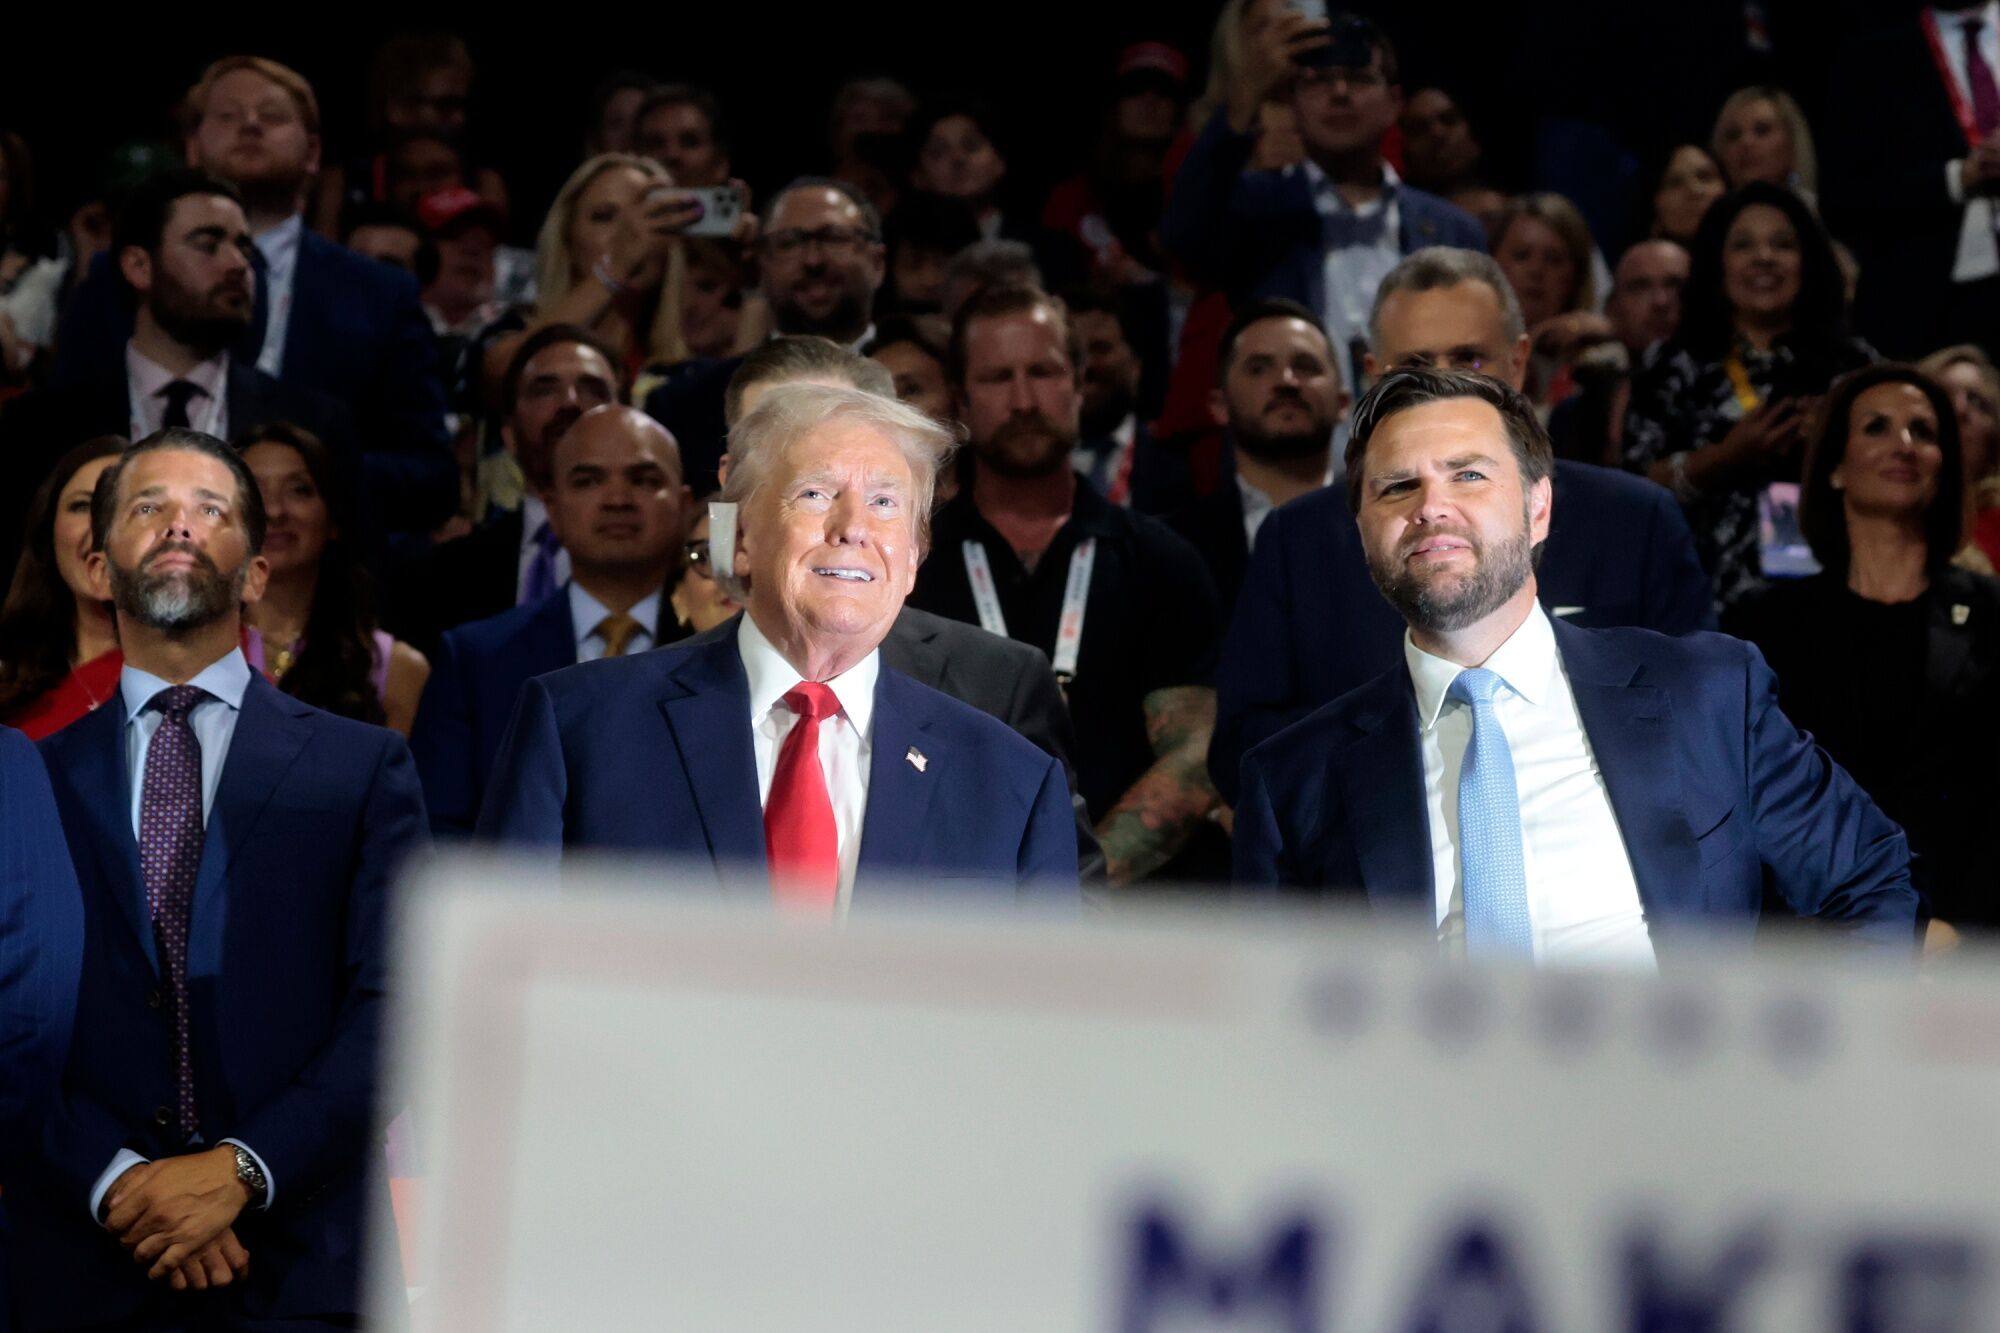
[961,537,1097,682]
[1723,354,1762,415]
[1924,8,1986,151]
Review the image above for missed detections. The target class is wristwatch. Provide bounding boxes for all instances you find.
[231,1144,268,1207]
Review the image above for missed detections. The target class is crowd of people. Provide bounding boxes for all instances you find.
[0,5,1995,1325]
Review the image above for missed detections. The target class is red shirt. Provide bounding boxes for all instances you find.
[4,649,124,741]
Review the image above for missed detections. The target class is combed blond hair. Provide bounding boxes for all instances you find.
[1491,192,1599,313]
[534,153,690,368]
[182,56,321,137]
[1711,85,1818,198]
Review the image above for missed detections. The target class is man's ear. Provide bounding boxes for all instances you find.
[239,553,272,610]
[1528,473,1554,545]
[1207,386,1228,430]
[84,550,112,605]
[118,247,152,297]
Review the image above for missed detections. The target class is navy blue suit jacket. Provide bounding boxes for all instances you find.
[1160,110,1487,311]
[0,727,82,1149]
[477,622,1079,897]
[1210,460,1717,802]
[53,234,454,534]
[14,676,427,1327]
[1233,621,1917,952]
[412,588,581,837]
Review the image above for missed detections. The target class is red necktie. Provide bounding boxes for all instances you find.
[765,682,841,912]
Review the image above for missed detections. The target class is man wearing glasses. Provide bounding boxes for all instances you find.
[644,178,886,495]
[410,405,690,834]
[1160,10,1485,391]
[1207,247,1717,803]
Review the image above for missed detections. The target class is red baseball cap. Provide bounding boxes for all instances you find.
[1115,41,1190,88]
[416,186,505,237]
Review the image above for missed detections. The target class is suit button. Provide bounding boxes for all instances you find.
[152,1105,172,1128]
[146,988,164,1010]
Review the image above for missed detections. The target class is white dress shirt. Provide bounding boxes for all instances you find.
[93,648,275,1223]
[737,613,876,909]
[515,494,572,602]
[1236,458,1335,549]
[252,214,304,376]
[126,343,230,441]
[1302,158,1404,371]
[1405,604,1656,969]
[568,582,664,662]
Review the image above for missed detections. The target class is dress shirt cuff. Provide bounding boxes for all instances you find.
[219,1137,276,1210]
[1949,158,1968,206]
[91,1149,150,1226]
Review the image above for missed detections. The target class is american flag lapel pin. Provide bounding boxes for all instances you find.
[906,746,928,773]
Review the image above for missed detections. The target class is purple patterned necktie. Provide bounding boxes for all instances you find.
[1966,19,2000,138]
[139,684,208,1139]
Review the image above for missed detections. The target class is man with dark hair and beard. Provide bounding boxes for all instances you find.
[16,428,426,1327]
[382,323,622,655]
[1164,298,1350,610]
[0,170,349,591]
[910,286,1227,886]
[1233,368,1917,963]
[643,177,886,495]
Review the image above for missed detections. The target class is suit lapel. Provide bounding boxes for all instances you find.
[656,628,766,869]
[225,362,269,435]
[60,701,157,975]
[856,670,941,882]
[525,591,580,675]
[1555,621,1699,921]
[1334,674,1434,909]
[188,679,312,968]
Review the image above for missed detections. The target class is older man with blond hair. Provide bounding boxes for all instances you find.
[479,384,1078,904]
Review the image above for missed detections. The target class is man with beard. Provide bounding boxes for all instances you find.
[1065,291,1170,509]
[1208,247,1714,804]
[51,58,453,539]
[1233,368,1917,962]
[1165,298,1350,610]
[15,429,427,1327]
[910,286,1226,886]
[383,324,621,655]
[643,178,885,495]
[0,170,349,591]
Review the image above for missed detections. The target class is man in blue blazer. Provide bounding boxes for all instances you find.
[414,406,693,834]
[481,384,1078,900]
[12,429,427,1327]
[1210,248,1715,801]
[1234,368,1915,961]
[51,56,452,538]
[1160,12,1484,386]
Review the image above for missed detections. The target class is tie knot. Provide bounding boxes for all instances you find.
[596,611,643,658]
[783,681,840,722]
[149,684,211,722]
[160,380,204,410]
[532,520,560,553]
[1967,15,1984,35]
[1447,667,1506,708]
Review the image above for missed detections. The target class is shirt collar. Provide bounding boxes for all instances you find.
[253,214,305,270]
[126,342,230,402]
[1403,600,1557,731]
[567,581,665,646]
[521,493,551,539]
[1302,157,1401,210]
[737,609,879,739]
[120,646,254,723]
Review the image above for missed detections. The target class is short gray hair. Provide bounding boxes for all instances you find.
[722,383,958,551]
[1368,246,1527,350]
[724,335,894,427]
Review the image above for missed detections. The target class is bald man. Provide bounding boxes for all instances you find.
[411,405,692,833]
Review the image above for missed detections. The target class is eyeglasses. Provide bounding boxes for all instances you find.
[761,226,874,257]
[683,538,712,572]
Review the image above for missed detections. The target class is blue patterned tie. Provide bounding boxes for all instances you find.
[139,684,208,1138]
[1447,668,1533,958]
[521,519,561,605]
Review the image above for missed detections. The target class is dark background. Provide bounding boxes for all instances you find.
[0,1,1899,247]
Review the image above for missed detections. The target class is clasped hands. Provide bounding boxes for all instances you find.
[103,1146,253,1291]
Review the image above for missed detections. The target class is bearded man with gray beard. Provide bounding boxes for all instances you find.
[1233,368,1915,966]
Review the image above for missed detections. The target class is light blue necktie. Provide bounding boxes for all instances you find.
[1448,667,1533,958]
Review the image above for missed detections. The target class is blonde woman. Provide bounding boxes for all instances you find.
[1919,343,2000,572]
[1491,192,1612,408]
[1711,85,1819,204]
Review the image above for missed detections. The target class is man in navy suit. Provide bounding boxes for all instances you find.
[1234,369,1915,962]
[1210,248,1715,801]
[0,170,353,593]
[1160,11,1485,388]
[51,56,452,538]
[481,384,1077,901]
[13,429,427,1327]
[414,405,691,834]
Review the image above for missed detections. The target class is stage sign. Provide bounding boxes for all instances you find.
[375,854,2000,1330]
